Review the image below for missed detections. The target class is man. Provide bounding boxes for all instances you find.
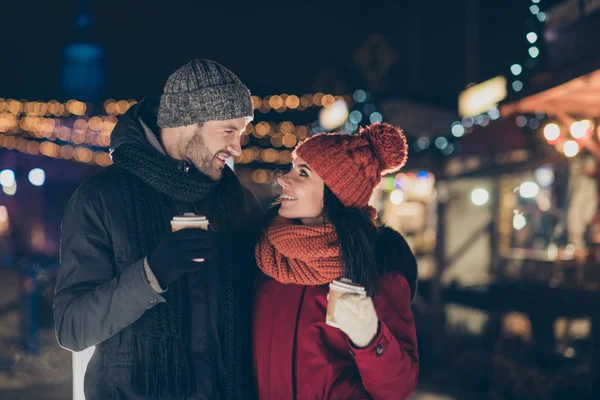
[54,59,262,399]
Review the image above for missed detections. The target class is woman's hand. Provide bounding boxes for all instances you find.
[333,293,378,348]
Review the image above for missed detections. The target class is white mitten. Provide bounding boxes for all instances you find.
[333,293,378,348]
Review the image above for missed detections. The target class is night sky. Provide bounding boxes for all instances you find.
[1,0,530,110]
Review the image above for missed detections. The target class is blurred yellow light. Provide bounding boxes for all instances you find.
[242,123,253,135]
[41,118,55,132]
[313,93,324,107]
[286,95,300,109]
[16,138,28,153]
[270,133,283,148]
[254,121,270,137]
[89,117,103,131]
[94,152,112,166]
[295,125,308,139]
[252,169,269,184]
[282,134,297,148]
[4,136,16,149]
[251,96,261,109]
[234,153,245,164]
[458,76,507,117]
[98,134,111,147]
[300,96,310,108]
[319,100,349,130]
[74,119,88,131]
[278,150,292,164]
[71,130,86,144]
[69,100,87,116]
[102,118,117,134]
[241,148,253,163]
[25,102,36,114]
[8,100,21,114]
[105,102,117,115]
[563,140,579,157]
[543,123,560,142]
[269,95,284,109]
[57,127,72,142]
[262,148,279,163]
[570,119,593,139]
[27,141,40,155]
[60,145,74,160]
[321,94,335,108]
[279,121,295,134]
[116,100,130,114]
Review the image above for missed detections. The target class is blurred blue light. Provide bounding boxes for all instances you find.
[353,90,367,103]
[435,137,448,150]
[416,137,430,150]
[349,110,363,124]
[369,112,383,123]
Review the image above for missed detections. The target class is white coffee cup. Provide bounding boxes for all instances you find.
[326,278,366,328]
[170,213,209,262]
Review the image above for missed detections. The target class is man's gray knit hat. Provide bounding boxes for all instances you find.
[157,59,254,128]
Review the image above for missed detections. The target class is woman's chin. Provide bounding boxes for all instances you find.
[278,208,295,219]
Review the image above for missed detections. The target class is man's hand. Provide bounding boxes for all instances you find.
[147,228,218,288]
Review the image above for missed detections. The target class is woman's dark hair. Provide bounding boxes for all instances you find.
[322,186,379,296]
[264,185,380,296]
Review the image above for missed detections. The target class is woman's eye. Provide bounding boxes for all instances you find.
[299,169,308,177]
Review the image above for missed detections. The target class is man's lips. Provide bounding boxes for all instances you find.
[215,153,230,166]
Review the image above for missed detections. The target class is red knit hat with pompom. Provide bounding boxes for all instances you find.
[293,122,407,213]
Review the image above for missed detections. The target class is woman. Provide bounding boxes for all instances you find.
[253,122,419,399]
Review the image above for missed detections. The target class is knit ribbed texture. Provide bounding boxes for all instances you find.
[294,122,408,211]
[255,216,344,285]
[113,146,253,400]
[157,59,253,128]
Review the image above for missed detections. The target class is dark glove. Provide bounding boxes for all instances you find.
[147,228,218,289]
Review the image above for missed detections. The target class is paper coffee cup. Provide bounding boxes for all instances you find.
[171,213,209,232]
[326,278,366,328]
[170,213,209,262]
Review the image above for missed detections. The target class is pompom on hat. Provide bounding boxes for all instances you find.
[293,122,408,214]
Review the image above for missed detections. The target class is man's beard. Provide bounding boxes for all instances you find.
[184,132,225,181]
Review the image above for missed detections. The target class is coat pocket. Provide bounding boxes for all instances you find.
[105,353,134,389]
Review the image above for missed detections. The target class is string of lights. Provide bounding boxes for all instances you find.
[0,133,112,166]
[0,92,352,118]
[508,0,546,94]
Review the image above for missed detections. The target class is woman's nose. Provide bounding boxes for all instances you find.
[277,174,290,188]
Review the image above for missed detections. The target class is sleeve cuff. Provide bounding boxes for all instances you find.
[122,258,166,309]
[143,257,167,293]
[347,320,390,359]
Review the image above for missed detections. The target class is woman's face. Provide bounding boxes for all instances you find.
[277,156,325,226]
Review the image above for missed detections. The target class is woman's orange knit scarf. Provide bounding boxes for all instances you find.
[255,216,344,285]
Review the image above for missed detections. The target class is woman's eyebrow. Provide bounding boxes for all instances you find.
[296,163,312,171]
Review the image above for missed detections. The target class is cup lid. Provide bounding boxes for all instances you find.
[172,214,207,222]
[170,220,209,225]
[331,279,366,292]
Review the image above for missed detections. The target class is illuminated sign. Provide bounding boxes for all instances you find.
[458,76,507,117]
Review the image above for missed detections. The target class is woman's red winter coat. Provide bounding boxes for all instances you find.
[252,227,419,400]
